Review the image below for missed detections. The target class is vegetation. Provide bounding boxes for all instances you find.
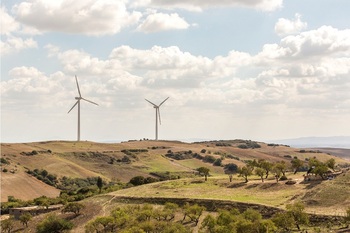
[85,203,192,233]
[272,202,309,231]
[61,202,85,216]
[238,166,253,183]
[197,167,210,181]
[36,214,73,233]
[0,217,15,233]
[19,212,32,227]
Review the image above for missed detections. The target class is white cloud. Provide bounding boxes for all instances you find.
[137,12,190,33]
[0,36,37,56]
[257,26,350,62]
[132,0,283,12]
[275,13,307,36]
[13,0,142,36]
[1,6,20,35]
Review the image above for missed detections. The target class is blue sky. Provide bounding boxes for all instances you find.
[1,0,350,143]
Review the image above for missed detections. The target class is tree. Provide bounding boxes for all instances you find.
[224,163,238,182]
[254,167,266,182]
[259,160,273,179]
[182,203,206,226]
[274,161,287,176]
[0,217,14,233]
[62,202,85,216]
[291,158,304,174]
[286,201,309,231]
[326,158,336,171]
[238,166,252,183]
[36,214,73,233]
[19,212,32,227]
[97,176,103,193]
[197,167,210,181]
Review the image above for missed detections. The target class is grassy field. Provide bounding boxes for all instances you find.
[110,172,350,215]
[1,140,349,203]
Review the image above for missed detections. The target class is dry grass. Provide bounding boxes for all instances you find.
[1,140,348,203]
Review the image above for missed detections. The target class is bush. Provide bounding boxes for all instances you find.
[238,144,249,149]
[200,149,206,153]
[213,158,222,166]
[36,214,73,233]
[2,168,8,172]
[129,176,145,186]
[1,158,10,165]
[203,155,216,163]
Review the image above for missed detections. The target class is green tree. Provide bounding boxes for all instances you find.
[274,161,287,176]
[254,167,266,182]
[97,176,103,193]
[182,203,206,226]
[326,158,336,171]
[36,214,73,233]
[19,212,32,227]
[0,217,14,233]
[197,167,210,181]
[286,202,309,230]
[272,211,294,232]
[291,158,304,174]
[224,163,238,182]
[62,202,85,216]
[238,166,252,183]
[259,160,273,179]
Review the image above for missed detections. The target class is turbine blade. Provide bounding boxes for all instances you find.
[145,98,157,107]
[82,98,99,106]
[75,75,82,97]
[68,100,79,113]
[159,97,169,107]
[158,108,162,125]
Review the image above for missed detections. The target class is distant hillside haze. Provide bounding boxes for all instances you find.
[268,136,350,149]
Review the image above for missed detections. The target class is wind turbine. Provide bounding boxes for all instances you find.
[68,75,98,141]
[145,97,169,141]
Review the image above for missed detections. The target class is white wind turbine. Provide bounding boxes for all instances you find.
[68,75,98,141]
[145,97,169,141]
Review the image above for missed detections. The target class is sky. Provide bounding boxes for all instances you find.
[1,0,350,143]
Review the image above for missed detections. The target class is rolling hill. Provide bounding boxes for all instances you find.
[1,139,348,202]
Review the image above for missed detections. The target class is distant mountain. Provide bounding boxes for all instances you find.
[268,136,350,149]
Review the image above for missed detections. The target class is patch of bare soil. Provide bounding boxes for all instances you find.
[0,171,60,202]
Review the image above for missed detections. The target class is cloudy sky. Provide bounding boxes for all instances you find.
[1,0,350,143]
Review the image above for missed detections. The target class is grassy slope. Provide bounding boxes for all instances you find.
[1,140,348,203]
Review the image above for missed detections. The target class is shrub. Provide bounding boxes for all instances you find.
[36,214,73,233]
[200,149,206,153]
[203,155,216,163]
[1,158,10,165]
[213,158,222,166]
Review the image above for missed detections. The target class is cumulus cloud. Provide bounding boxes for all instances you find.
[275,13,307,36]
[13,0,142,36]
[137,12,190,33]
[132,0,283,12]
[1,36,37,56]
[1,6,20,35]
[257,26,350,62]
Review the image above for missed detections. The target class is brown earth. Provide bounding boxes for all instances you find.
[1,140,348,202]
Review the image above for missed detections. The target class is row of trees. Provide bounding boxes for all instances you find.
[195,157,337,183]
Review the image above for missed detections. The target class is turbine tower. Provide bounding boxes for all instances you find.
[145,97,169,141]
[68,75,98,141]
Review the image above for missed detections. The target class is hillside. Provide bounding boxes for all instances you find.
[1,140,348,202]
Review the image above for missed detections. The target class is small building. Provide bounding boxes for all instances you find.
[9,204,63,219]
